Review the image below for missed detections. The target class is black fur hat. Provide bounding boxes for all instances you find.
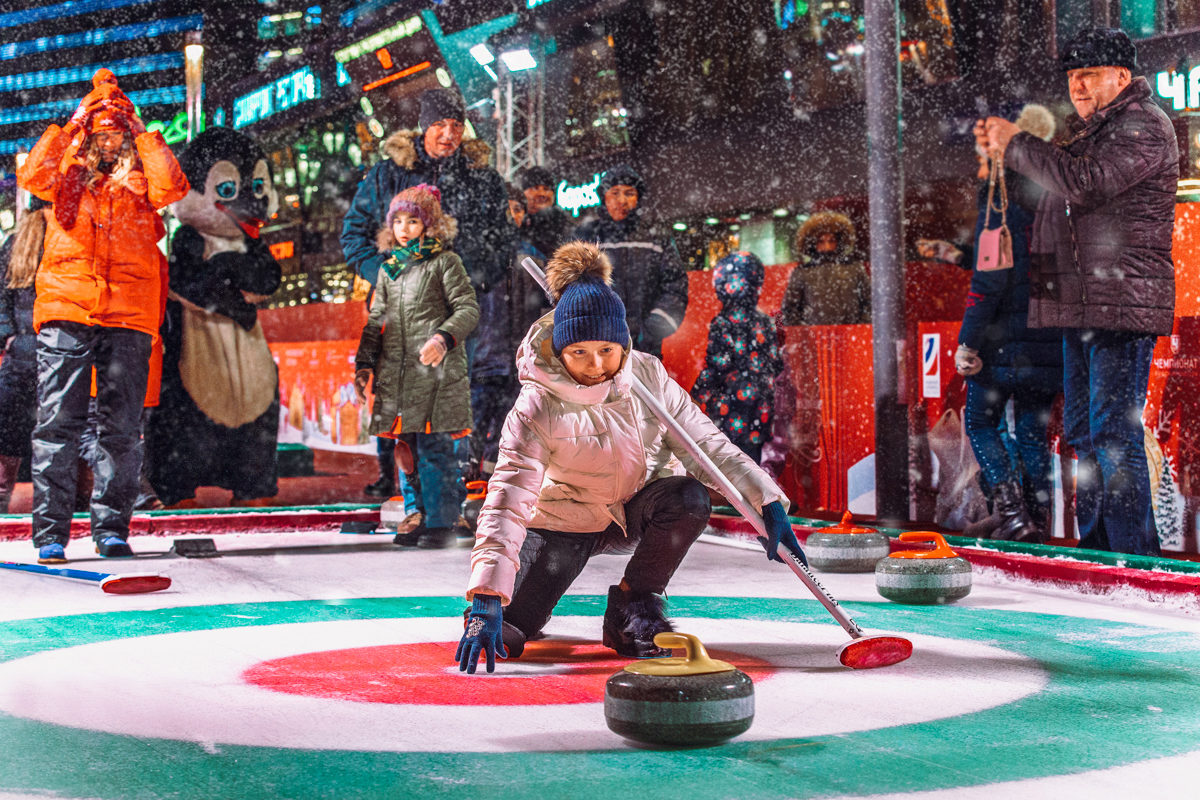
[1060,27,1137,72]
[599,164,645,198]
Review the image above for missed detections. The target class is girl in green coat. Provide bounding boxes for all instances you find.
[354,184,479,549]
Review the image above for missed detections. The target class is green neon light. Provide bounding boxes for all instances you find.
[333,15,423,64]
[556,173,601,217]
[145,110,189,145]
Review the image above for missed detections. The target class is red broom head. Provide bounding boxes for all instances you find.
[837,635,913,669]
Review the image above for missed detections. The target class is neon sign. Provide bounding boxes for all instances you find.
[269,240,295,260]
[557,173,602,217]
[233,66,320,129]
[146,111,189,145]
[1155,67,1200,111]
[333,16,423,64]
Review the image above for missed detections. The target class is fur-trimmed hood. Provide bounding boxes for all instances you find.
[795,211,857,264]
[381,129,493,170]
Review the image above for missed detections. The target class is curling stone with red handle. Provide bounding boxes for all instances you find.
[805,511,891,573]
[461,480,488,529]
[378,496,408,531]
[875,531,972,605]
[604,632,754,747]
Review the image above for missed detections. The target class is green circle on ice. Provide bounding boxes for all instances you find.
[1,595,1200,799]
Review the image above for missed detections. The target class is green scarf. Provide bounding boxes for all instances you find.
[381,237,442,281]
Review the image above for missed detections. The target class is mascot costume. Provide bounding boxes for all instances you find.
[145,127,282,507]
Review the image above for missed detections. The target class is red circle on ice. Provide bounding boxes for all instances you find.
[242,640,777,705]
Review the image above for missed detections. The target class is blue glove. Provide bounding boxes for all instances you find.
[760,501,807,566]
[456,594,508,674]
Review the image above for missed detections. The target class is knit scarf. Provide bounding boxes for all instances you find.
[381,237,441,281]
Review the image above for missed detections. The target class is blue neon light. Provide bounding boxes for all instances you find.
[0,54,184,94]
[233,66,321,129]
[0,0,158,30]
[340,0,394,28]
[0,16,202,61]
[0,137,41,156]
[0,86,187,128]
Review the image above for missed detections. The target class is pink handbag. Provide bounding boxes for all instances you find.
[976,155,1013,272]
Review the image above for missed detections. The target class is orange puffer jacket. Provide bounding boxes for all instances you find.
[17,124,189,336]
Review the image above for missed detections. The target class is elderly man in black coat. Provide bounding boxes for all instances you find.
[986,27,1179,555]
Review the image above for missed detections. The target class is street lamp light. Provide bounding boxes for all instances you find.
[470,44,495,66]
[184,30,204,141]
[499,48,537,72]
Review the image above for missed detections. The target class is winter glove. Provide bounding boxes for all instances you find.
[955,344,982,376]
[457,594,508,674]
[66,93,104,132]
[759,500,807,566]
[419,334,448,367]
[915,239,964,266]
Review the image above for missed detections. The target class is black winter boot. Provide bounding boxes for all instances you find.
[1018,484,1050,544]
[602,585,673,658]
[991,480,1038,542]
[364,448,397,498]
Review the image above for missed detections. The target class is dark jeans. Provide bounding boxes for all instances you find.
[403,430,467,529]
[1062,329,1159,555]
[504,476,711,638]
[963,376,1057,511]
[32,322,151,546]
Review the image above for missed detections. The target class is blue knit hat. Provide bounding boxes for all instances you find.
[552,277,629,354]
[546,242,629,354]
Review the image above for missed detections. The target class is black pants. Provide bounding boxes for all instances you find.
[504,476,711,638]
[32,322,151,546]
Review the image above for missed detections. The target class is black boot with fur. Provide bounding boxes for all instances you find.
[991,480,1038,542]
[602,585,673,658]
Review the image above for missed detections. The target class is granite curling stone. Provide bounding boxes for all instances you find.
[806,511,891,573]
[875,531,972,605]
[461,480,488,529]
[604,632,753,747]
[378,496,407,531]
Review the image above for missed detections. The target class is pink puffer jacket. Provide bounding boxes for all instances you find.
[467,313,789,603]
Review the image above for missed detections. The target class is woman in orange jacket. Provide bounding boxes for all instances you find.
[16,69,188,564]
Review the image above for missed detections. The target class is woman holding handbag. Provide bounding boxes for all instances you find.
[953,105,1064,542]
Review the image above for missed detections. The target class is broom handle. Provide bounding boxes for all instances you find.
[520,257,864,639]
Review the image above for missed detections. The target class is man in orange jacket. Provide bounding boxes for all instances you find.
[17,69,189,564]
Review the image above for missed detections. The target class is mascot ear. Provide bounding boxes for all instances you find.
[254,159,279,219]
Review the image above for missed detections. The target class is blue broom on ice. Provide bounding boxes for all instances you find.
[1,560,171,594]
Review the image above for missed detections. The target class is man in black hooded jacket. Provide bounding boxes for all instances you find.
[573,165,687,358]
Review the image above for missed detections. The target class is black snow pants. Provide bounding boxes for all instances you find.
[32,321,151,546]
[503,475,712,639]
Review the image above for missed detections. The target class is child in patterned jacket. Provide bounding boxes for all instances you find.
[691,250,783,463]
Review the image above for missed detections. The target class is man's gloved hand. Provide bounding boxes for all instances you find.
[456,594,507,674]
[759,500,807,566]
[955,344,982,376]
